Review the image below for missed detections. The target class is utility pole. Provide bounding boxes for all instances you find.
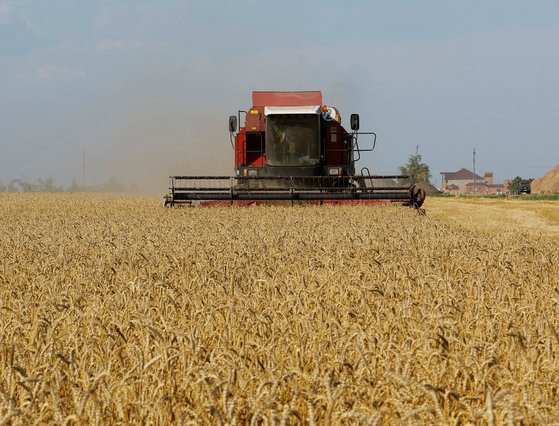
[472,147,476,194]
[416,145,419,156]
[82,149,85,188]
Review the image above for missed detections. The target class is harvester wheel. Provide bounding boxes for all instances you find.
[412,186,426,208]
[163,195,173,208]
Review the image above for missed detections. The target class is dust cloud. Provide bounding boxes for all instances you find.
[86,53,362,195]
[89,72,236,195]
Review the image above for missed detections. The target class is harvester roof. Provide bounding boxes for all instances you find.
[252,91,322,107]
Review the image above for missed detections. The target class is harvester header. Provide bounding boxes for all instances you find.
[165,90,425,207]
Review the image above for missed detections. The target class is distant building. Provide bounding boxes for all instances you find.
[487,183,507,194]
[441,168,484,193]
[464,181,488,193]
[444,184,461,195]
[441,168,507,194]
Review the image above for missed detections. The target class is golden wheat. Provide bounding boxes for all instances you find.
[0,193,558,424]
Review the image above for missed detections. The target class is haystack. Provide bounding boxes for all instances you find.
[531,165,559,194]
[416,181,441,194]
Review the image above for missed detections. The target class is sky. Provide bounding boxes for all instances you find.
[1,0,558,191]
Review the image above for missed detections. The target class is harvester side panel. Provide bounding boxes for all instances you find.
[245,106,264,132]
[245,132,265,167]
[235,128,265,169]
[325,122,350,168]
[235,128,245,167]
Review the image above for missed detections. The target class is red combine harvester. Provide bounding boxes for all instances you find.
[164,91,425,207]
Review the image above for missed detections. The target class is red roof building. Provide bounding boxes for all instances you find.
[441,168,484,181]
[441,168,484,194]
[441,168,506,194]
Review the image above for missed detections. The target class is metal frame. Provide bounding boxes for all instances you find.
[234,113,377,173]
[323,131,376,173]
[165,175,422,207]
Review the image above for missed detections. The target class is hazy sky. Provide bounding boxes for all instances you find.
[1,0,558,190]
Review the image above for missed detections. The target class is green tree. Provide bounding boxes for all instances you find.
[36,177,63,192]
[9,178,34,192]
[508,176,533,194]
[399,154,431,183]
[67,180,81,192]
[508,176,522,194]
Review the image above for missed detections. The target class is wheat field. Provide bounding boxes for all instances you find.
[1,193,558,424]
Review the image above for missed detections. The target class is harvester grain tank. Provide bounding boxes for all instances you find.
[165,91,425,207]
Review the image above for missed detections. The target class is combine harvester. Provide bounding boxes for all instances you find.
[164,91,425,207]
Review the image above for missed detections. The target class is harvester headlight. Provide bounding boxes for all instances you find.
[329,167,341,175]
[243,169,248,177]
[248,169,257,176]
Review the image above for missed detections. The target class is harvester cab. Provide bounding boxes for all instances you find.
[165,91,425,207]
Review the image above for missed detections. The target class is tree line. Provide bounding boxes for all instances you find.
[0,177,131,193]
